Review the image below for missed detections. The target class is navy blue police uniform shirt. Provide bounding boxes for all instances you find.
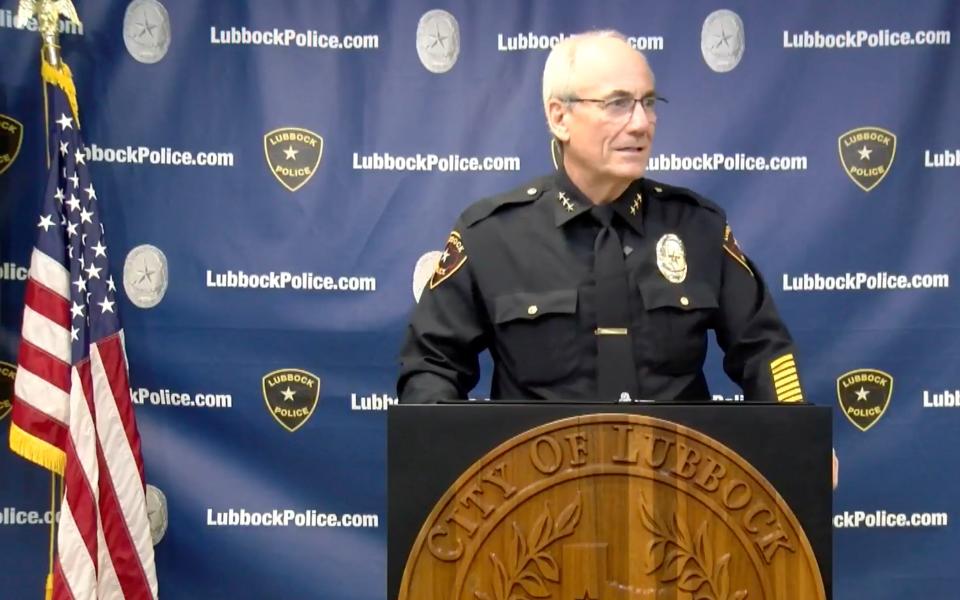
[398,170,803,404]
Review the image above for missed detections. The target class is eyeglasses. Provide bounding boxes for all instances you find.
[564,95,668,121]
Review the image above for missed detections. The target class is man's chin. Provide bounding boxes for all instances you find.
[611,163,648,181]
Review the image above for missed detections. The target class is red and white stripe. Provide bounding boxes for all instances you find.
[14,248,158,600]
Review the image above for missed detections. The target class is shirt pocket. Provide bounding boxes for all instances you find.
[492,289,579,386]
[638,280,717,374]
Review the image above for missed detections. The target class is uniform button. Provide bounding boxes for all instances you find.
[527,305,538,315]
[526,187,538,195]
[680,296,690,307]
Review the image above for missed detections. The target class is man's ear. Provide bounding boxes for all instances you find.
[546,99,570,142]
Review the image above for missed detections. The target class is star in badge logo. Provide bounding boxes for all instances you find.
[283,145,299,161]
[135,259,155,284]
[857,146,873,161]
[712,26,733,49]
[281,387,296,401]
[426,23,449,50]
[135,15,157,40]
[855,387,870,401]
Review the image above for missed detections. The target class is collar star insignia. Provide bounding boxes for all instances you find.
[558,191,575,212]
[630,192,642,216]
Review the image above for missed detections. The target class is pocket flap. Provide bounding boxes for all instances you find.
[493,289,578,324]
[639,280,718,311]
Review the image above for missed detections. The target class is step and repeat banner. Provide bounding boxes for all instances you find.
[1,1,957,598]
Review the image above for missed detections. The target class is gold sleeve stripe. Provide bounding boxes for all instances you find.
[772,372,799,386]
[779,391,805,403]
[770,354,804,402]
[770,353,796,370]
[775,382,803,397]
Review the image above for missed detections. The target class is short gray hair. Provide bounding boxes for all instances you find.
[541,30,636,124]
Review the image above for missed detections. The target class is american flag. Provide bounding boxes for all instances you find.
[8,63,158,600]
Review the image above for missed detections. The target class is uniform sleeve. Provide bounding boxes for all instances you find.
[714,224,805,403]
[397,226,489,403]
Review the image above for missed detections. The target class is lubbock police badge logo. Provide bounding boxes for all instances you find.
[430,231,467,289]
[0,361,15,421]
[836,368,893,431]
[262,368,320,432]
[0,114,24,176]
[263,127,323,192]
[838,127,896,192]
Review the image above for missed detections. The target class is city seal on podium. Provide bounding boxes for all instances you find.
[263,127,324,192]
[399,414,826,600]
[0,114,23,176]
[262,368,321,432]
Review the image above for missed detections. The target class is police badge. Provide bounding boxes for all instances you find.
[263,127,324,192]
[838,127,897,192]
[0,114,23,176]
[836,368,893,431]
[656,233,687,283]
[262,368,321,432]
[0,361,15,421]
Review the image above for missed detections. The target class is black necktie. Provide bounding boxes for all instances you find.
[591,205,639,402]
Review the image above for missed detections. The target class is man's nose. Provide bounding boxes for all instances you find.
[625,102,651,133]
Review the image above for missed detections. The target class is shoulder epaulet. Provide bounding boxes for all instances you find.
[461,177,551,227]
[646,178,725,217]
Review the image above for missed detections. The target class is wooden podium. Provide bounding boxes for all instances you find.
[388,403,831,600]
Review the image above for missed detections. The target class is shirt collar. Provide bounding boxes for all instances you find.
[551,169,646,235]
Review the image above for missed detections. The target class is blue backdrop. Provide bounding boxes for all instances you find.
[1,1,958,598]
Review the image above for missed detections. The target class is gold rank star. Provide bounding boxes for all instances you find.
[629,192,642,216]
[558,191,575,212]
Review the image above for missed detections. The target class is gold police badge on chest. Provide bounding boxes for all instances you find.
[656,233,687,283]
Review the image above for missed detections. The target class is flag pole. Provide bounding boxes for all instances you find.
[14,3,82,598]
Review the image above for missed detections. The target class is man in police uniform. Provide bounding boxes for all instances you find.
[398,31,803,405]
